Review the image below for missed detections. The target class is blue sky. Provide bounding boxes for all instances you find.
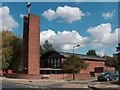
[1,2,119,56]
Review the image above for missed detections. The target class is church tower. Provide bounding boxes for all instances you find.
[22,2,40,75]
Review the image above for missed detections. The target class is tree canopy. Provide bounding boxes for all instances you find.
[104,55,118,67]
[8,36,22,70]
[86,49,98,56]
[116,43,120,65]
[40,40,55,56]
[63,55,88,80]
[2,31,22,70]
[0,32,2,69]
[116,43,120,81]
[2,32,55,70]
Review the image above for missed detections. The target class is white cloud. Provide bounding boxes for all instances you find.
[42,9,56,21]
[40,29,56,44]
[40,29,85,51]
[87,23,118,47]
[40,23,118,52]
[0,6,19,31]
[102,10,115,20]
[42,5,86,23]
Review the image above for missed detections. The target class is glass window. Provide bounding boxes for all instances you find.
[48,59,51,68]
[44,60,48,68]
[54,58,57,68]
[57,58,61,68]
[51,59,53,68]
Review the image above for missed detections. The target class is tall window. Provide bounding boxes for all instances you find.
[57,58,61,68]
[44,60,48,68]
[51,59,53,68]
[48,59,51,68]
[54,58,57,68]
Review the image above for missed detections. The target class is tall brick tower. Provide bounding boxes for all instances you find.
[22,2,40,75]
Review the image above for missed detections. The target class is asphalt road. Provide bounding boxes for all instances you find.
[1,80,88,90]
[2,80,28,88]
[1,78,120,90]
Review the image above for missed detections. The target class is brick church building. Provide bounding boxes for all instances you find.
[21,2,106,79]
[21,12,106,79]
[3,2,115,80]
[40,51,106,79]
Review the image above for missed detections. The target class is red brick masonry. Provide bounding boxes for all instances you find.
[22,14,40,75]
[28,14,40,75]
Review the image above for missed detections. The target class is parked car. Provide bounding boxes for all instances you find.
[97,71,118,81]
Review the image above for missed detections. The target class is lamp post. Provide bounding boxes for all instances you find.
[72,44,80,80]
[73,44,80,54]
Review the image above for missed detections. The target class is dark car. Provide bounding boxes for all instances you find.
[97,71,118,81]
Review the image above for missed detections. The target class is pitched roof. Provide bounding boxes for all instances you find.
[59,52,106,61]
[41,51,106,61]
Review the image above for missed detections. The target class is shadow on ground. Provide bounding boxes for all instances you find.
[110,80,120,85]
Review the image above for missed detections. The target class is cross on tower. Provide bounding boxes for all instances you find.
[26,0,31,14]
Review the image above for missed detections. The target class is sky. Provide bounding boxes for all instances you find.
[1,1,120,57]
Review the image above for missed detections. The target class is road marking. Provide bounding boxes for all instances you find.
[29,86,34,88]
[34,86,39,88]
[16,83,40,88]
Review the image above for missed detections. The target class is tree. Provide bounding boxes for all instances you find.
[2,31,15,69]
[42,40,55,54]
[116,43,120,81]
[104,55,118,68]
[2,31,22,70]
[43,40,55,52]
[63,55,88,80]
[40,45,44,56]
[0,32,2,69]
[8,36,22,70]
[87,49,97,56]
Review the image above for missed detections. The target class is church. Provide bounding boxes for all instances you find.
[21,2,106,79]
[40,51,105,79]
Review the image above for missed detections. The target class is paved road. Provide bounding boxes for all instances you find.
[2,80,28,88]
[1,77,120,90]
[1,80,89,90]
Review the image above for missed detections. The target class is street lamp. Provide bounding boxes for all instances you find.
[73,44,80,54]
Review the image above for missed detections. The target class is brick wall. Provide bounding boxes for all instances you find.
[48,73,91,80]
[28,14,40,75]
[22,14,40,75]
[105,67,115,71]
[80,60,105,74]
[22,16,29,73]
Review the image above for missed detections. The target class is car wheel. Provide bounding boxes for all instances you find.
[106,78,110,81]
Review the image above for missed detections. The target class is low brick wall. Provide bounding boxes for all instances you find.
[16,74,41,79]
[5,73,99,80]
[105,67,115,71]
[64,73,91,80]
[48,73,91,80]
[5,74,42,79]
